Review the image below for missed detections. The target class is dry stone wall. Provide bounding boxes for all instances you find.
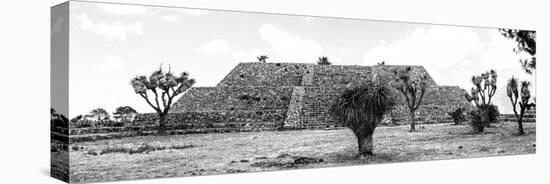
[217,63,308,87]
[312,65,373,87]
[389,86,473,123]
[171,86,293,112]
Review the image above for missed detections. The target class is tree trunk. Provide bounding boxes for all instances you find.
[480,107,492,127]
[356,134,374,157]
[409,111,416,132]
[158,114,167,134]
[517,117,524,135]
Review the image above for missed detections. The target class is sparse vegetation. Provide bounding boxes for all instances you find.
[317,56,331,65]
[89,108,110,123]
[257,55,269,63]
[85,143,199,156]
[392,67,429,132]
[448,108,466,125]
[465,70,499,133]
[70,122,535,183]
[131,65,195,133]
[113,106,138,122]
[330,81,395,158]
[50,108,68,127]
[500,29,536,74]
[506,77,535,135]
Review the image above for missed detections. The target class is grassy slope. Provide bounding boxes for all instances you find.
[69,122,535,183]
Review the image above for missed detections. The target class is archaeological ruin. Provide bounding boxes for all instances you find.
[131,62,473,133]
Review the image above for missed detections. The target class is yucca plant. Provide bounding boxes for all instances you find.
[465,70,499,133]
[448,108,466,125]
[393,67,429,132]
[330,81,395,158]
[317,56,331,65]
[257,55,268,63]
[131,65,195,133]
[506,77,535,135]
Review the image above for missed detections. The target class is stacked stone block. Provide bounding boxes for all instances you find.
[170,62,473,130]
[70,62,474,139]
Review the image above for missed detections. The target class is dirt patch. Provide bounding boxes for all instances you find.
[70,122,535,183]
[249,154,324,168]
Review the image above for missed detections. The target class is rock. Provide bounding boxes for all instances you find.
[240,159,250,163]
[229,160,237,163]
[497,149,506,153]
[458,145,463,149]
[226,169,246,173]
[254,156,268,160]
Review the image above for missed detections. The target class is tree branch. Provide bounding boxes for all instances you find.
[151,88,163,112]
[399,88,413,110]
[414,88,426,111]
[139,93,161,113]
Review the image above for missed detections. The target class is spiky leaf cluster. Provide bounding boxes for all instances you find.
[392,67,429,111]
[465,70,497,107]
[330,81,395,135]
[131,65,195,115]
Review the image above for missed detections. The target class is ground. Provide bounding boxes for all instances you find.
[68,122,535,183]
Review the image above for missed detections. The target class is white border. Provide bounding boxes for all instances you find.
[0,0,547,183]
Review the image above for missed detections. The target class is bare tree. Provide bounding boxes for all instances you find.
[393,67,429,132]
[131,65,195,133]
[506,77,535,135]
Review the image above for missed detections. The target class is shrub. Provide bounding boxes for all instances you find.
[481,104,500,124]
[467,104,499,133]
[448,108,466,125]
[467,110,486,133]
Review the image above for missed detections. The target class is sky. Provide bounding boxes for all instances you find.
[66,1,535,117]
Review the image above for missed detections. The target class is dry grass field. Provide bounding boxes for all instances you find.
[69,122,535,183]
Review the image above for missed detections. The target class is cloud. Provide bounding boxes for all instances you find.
[95,55,128,72]
[77,14,144,41]
[363,25,483,82]
[180,9,209,16]
[259,24,322,61]
[97,3,149,15]
[195,39,231,55]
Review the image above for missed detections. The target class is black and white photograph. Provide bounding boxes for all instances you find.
[49,1,538,183]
